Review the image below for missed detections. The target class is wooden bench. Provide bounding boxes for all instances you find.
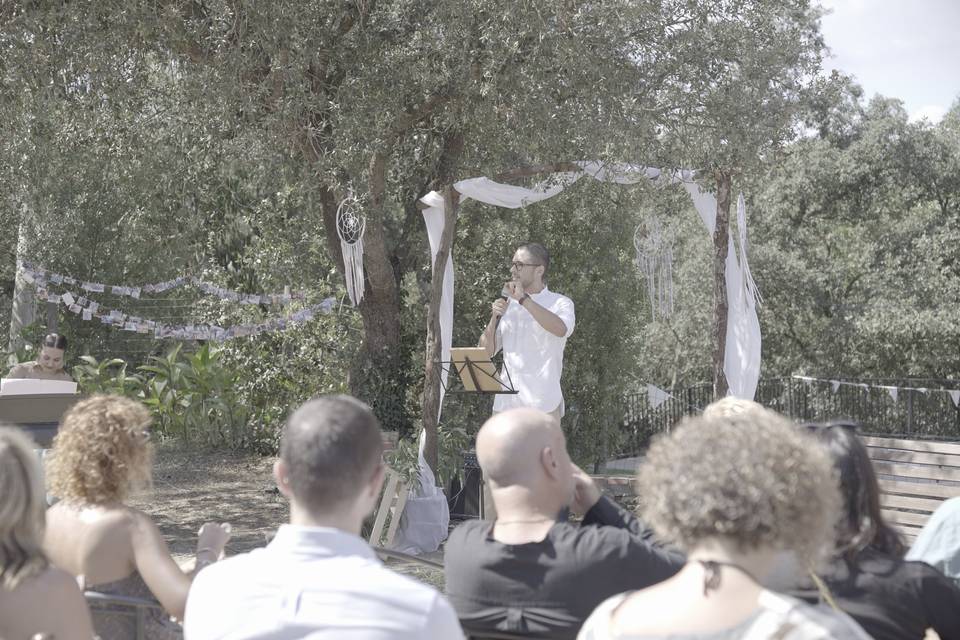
[864,435,960,544]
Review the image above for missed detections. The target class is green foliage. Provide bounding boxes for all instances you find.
[752,95,960,378]
[386,423,472,491]
[73,355,140,395]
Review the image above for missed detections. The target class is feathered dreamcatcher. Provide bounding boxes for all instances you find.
[337,194,366,306]
[634,218,674,320]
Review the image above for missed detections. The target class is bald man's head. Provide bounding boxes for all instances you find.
[477,408,569,489]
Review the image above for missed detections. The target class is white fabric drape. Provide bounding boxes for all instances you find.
[401,161,763,553]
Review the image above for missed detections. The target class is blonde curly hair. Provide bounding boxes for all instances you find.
[638,409,841,566]
[47,395,153,505]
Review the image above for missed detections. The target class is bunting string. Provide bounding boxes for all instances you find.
[792,375,960,408]
[18,262,307,306]
[32,286,336,342]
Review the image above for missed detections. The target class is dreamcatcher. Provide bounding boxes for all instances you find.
[337,195,366,306]
[634,218,674,320]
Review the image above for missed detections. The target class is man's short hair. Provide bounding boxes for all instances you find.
[518,242,550,276]
[280,395,384,513]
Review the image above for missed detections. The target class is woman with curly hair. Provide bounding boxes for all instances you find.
[44,395,231,640]
[793,423,960,640]
[578,408,870,639]
[0,425,94,639]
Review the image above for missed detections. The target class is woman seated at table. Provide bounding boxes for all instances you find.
[0,425,94,640]
[6,333,73,381]
[44,394,231,639]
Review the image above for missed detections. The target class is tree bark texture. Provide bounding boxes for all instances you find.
[712,170,732,399]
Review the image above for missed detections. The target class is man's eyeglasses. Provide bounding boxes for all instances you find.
[510,262,542,270]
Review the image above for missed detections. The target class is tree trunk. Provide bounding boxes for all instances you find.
[8,213,36,351]
[421,187,459,473]
[314,168,404,433]
[712,170,732,399]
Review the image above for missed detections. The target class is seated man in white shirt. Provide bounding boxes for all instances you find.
[479,242,575,421]
[184,395,463,640]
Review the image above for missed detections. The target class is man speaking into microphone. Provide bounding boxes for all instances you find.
[478,243,575,422]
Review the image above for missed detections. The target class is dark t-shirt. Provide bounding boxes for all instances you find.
[791,547,960,640]
[444,496,685,640]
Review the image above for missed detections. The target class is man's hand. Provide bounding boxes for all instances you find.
[570,464,602,516]
[490,298,508,319]
[197,522,233,559]
[504,280,524,301]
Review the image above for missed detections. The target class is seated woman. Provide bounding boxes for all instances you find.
[907,496,960,587]
[793,423,960,640]
[0,425,94,640]
[44,395,231,640]
[6,333,73,381]
[578,408,870,639]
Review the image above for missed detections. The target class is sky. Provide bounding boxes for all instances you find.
[818,0,960,123]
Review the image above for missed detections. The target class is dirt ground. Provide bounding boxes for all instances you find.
[127,441,288,562]
[127,440,444,588]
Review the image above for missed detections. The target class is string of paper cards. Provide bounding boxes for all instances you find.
[19,262,336,342]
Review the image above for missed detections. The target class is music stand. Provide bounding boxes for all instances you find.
[441,347,518,395]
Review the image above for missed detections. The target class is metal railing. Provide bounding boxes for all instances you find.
[614,376,960,460]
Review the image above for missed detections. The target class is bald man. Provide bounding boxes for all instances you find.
[444,409,684,639]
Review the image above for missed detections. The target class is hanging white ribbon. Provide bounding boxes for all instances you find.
[647,383,673,410]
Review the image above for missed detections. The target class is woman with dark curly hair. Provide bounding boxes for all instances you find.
[794,422,960,640]
[578,408,870,639]
[43,395,232,640]
[0,425,94,639]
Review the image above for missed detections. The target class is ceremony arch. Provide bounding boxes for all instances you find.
[391,160,762,553]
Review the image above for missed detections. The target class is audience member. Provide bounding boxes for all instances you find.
[0,425,94,640]
[907,496,960,586]
[44,395,231,639]
[445,408,684,639]
[184,395,463,639]
[578,410,871,639]
[791,422,960,640]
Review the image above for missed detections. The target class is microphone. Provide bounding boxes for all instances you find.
[495,284,511,329]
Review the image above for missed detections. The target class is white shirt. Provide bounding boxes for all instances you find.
[493,286,575,415]
[184,525,463,640]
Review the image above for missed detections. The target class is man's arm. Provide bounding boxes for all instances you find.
[570,465,684,568]
[478,298,507,359]
[519,296,567,337]
[505,281,568,337]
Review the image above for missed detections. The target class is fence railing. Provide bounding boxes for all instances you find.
[614,376,960,461]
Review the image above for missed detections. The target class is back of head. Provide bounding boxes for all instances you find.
[47,394,153,505]
[702,396,767,421]
[639,409,841,565]
[476,408,567,490]
[43,333,68,350]
[281,395,383,515]
[0,425,49,589]
[805,422,905,559]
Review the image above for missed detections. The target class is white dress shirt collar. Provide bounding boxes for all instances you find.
[268,524,378,561]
